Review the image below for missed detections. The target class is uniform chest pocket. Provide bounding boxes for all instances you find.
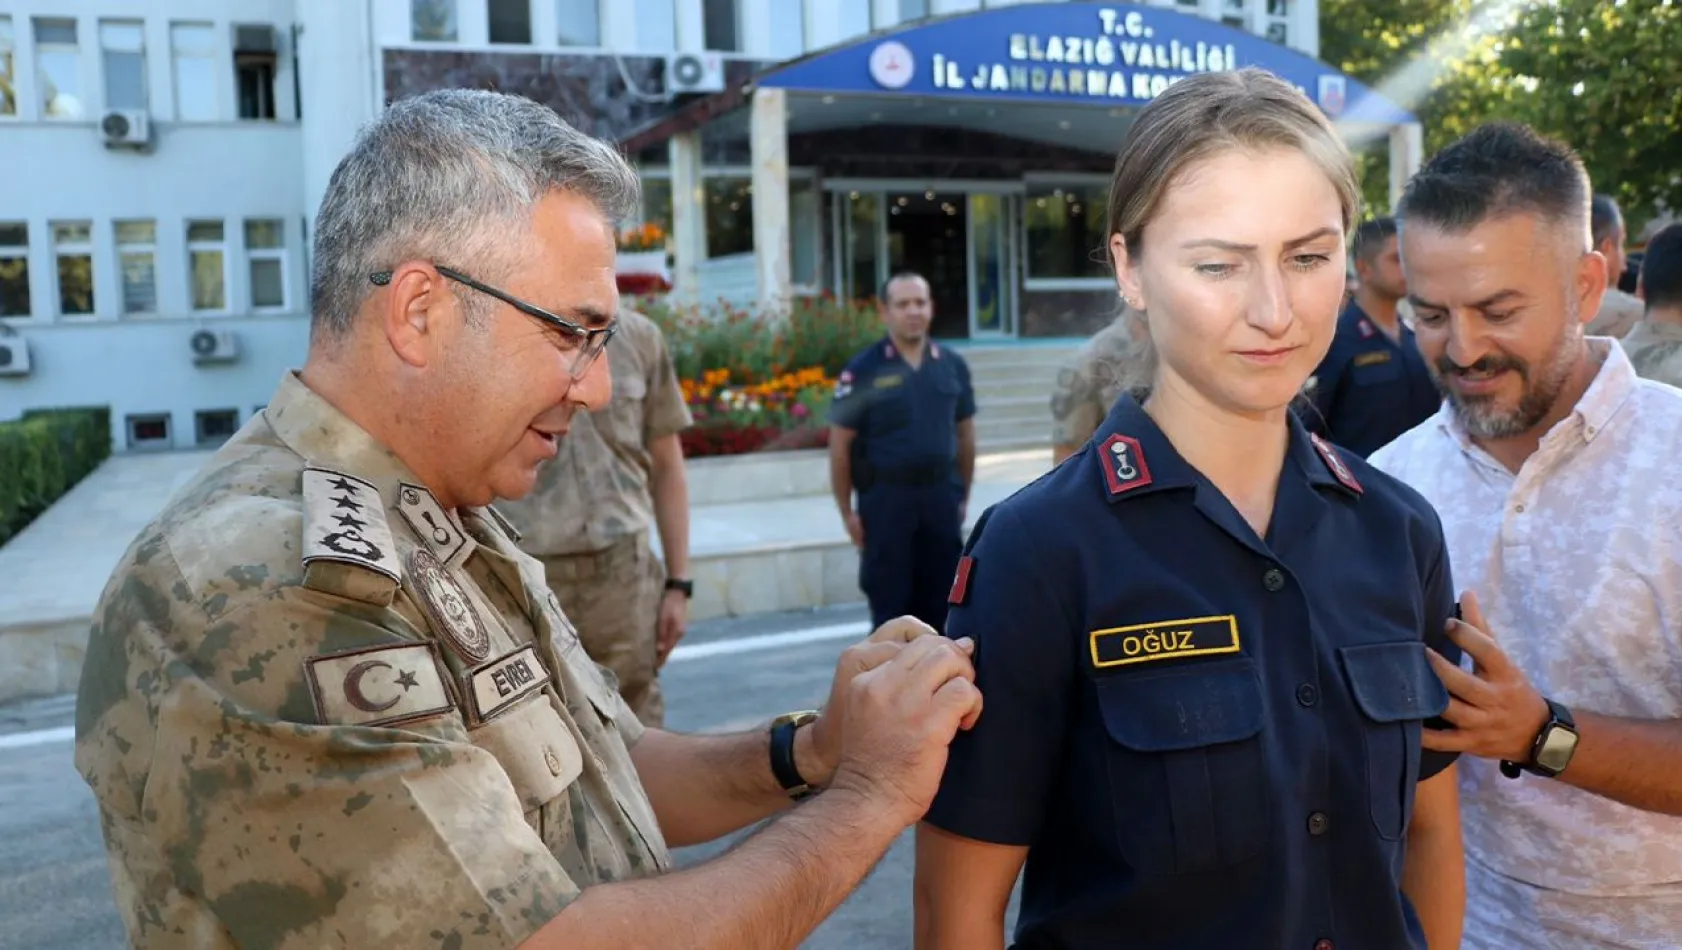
[867,381,912,433]
[1096,659,1270,876]
[468,691,584,831]
[1337,642,1449,841]
[602,373,647,445]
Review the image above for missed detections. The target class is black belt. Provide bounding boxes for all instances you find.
[864,463,952,487]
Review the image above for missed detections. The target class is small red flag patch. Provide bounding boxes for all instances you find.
[948,556,974,605]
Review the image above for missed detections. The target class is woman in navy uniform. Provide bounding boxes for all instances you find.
[913,69,1467,950]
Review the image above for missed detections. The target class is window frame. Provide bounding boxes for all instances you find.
[411,0,460,43]
[0,16,17,118]
[1020,174,1115,291]
[232,24,280,121]
[33,16,85,121]
[631,0,676,53]
[170,21,220,122]
[554,0,603,48]
[51,220,97,318]
[0,221,32,320]
[701,0,741,54]
[243,218,288,312]
[114,219,158,317]
[186,219,230,314]
[98,18,148,113]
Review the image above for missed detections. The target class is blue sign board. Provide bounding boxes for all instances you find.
[759,2,1414,126]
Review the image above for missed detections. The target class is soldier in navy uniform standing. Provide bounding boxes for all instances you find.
[829,272,977,633]
[1304,217,1441,457]
[913,69,1466,950]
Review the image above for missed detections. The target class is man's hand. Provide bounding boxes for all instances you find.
[844,510,865,548]
[801,618,942,787]
[655,588,688,668]
[1422,590,1550,761]
[826,632,983,826]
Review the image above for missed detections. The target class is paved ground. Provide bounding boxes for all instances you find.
[0,604,1020,950]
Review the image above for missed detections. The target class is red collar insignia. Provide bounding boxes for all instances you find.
[1359,319,1376,338]
[1310,433,1363,494]
[1099,434,1153,496]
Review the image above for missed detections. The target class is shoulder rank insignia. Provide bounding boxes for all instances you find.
[1309,433,1364,494]
[833,370,854,400]
[1099,433,1153,496]
[407,547,492,663]
[302,467,401,604]
[396,482,475,569]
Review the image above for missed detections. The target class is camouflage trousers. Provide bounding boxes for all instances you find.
[541,531,666,728]
[1464,851,1682,949]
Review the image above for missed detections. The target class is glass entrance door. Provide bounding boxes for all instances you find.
[968,193,1020,338]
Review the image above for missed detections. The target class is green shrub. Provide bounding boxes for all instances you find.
[0,406,112,545]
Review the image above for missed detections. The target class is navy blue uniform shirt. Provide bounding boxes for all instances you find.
[1304,302,1441,457]
[927,394,1462,950]
[827,338,976,473]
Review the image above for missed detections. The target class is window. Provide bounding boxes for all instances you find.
[638,174,673,238]
[100,20,146,112]
[1024,183,1109,280]
[702,0,739,53]
[234,25,278,120]
[791,177,819,287]
[1221,0,1246,29]
[633,0,676,52]
[171,23,217,121]
[245,219,287,310]
[115,220,157,315]
[0,18,17,117]
[554,0,600,46]
[768,2,803,58]
[489,0,533,44]
[194,409,239,447]
[52,222,95,316]
[705,177,753,258]
[125,413,171,450]
[837,1,870,42]
[187,220,227,311]
[412,0,459,42]
[899,0,930,21]
[34,18,84,119]
[0,223,29,317]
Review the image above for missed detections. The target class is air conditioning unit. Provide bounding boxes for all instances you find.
[665,53,726,95]
[100,109,151,149]
[190,329,240,365]
[0,337,30,377]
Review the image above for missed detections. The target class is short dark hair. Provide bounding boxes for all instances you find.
[1591,194,1625,249]
[880,271,928,304]
[1398,123,1590,242]
[1352,217,1398,263]
[1641,223,1682,311]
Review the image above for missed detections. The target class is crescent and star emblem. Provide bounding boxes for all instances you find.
[343,660,400,713]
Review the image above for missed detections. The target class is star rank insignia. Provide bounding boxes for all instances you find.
[302,467,400,582]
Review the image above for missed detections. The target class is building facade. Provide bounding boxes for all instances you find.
[1,0,1407,453]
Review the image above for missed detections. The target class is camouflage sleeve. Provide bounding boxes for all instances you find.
[642,323,694,441]
[1049,360,1104,447]
[75,545,580,949]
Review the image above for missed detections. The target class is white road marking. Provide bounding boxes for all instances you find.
[0,725,74,750]
[667,621,869,662]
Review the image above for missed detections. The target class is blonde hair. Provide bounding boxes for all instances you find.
[1103,67,1360,391]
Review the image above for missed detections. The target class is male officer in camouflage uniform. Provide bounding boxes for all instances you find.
[1621,223,1682,388]
[1048,305,1146,464]
[73,89,983,950]
[1586,194,1646,338]
[497,306,692,727]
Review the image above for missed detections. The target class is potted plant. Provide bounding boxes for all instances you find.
[616,222,670,293]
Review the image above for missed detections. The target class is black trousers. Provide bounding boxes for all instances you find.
[857,481,964,633]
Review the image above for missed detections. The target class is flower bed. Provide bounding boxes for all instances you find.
[639,295,882,458]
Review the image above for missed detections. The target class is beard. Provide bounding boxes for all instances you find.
[1430,313,1581,441]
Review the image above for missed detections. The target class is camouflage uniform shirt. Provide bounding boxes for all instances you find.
[499,308,692,556]
[1587,287,1645,339]
[1049,313,1144,449]
[74,371,670,949]
[1620,317,1682,390]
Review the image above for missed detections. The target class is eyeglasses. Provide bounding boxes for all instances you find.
[370,264,616,379]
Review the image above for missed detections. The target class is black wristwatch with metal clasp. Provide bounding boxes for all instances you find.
[769,710,820,800]
[1501,698,1580,779]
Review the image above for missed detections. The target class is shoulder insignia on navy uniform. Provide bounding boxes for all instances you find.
[884,343,897,360]
[1309,433,1364,495]
[407,547,492,664]
[304,641,454,728]
[930,343,942,359]
[834,370,854,399]
[302,466,401,604]
[1099,433,1153,496]
[1359,318,1376,338]
[1353,350,1393,368]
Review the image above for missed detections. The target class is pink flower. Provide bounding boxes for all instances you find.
[791,403,810,419]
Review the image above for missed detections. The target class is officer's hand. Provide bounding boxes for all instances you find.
[654,589,688,669]
[827,633,983,827]
[1422,590,1550,761]
[804,617,939,784]
[844,510,865,548]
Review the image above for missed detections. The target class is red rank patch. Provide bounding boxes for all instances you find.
[1310,433,1363,494]
[1099,434,1152,496]
[1359,318,1376,338]
[948,556,974,606]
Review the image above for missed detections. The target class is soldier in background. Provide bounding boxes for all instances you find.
[1586,194,1646,338]
[498,306,693,727]
[1620,222,1682,388]
[1048,305,1147,464]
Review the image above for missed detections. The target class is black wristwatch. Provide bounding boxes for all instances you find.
[1501,698,1580,779]
[769,710,819,800]
[664,577,694,598]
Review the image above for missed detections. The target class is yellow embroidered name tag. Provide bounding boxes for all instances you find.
[1353,350,1393,368]
[873,374,904,388]
[1090,615,1240,669]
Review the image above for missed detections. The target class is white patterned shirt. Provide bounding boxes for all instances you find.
[1370,340,1682,902]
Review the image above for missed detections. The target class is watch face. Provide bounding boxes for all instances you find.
[1536,724,1580,773]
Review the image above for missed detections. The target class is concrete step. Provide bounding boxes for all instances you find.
[977,394,1053,424]
[975,377,1063,401]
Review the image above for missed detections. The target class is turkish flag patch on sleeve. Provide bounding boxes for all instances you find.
[948,556,975,606]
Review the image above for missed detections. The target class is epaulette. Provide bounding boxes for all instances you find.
[300,466,401,606]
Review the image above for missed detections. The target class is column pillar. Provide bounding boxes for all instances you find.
[669,130,706,304]
[1389,122,1424,212]
[751,87,792,311]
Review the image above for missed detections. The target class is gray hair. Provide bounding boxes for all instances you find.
[309,88,640,338]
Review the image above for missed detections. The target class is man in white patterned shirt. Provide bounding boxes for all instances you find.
[1372,123,1682,948]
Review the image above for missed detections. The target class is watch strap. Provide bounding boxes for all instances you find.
[664,577,694,598]
[769,711,818,799]
[1502,698,1578,779]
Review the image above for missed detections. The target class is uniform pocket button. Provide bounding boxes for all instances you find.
[544,748,563,776]
[1262,568,1286,592]
[1307,812,1330,836]
[1296,683,1319,707]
